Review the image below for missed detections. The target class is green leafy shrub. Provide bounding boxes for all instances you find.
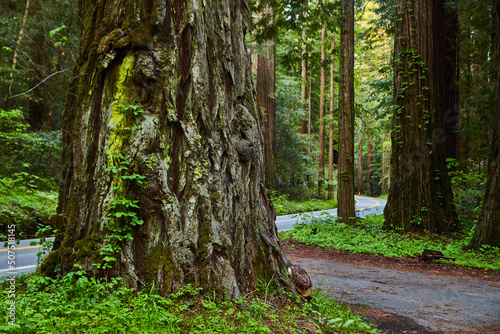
[269,191,337,216]
[0,179,57,238]
[447,159,486,231]
[0,271,378,333]
[283,214,500,271]
[0,109,62,191]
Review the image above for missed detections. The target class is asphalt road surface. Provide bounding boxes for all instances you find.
[275,195,386,231]
[0,196,385,277]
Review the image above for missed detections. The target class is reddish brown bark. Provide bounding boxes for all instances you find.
[357,118,363,195]
[337,0,356,223]
[384,0,457,233]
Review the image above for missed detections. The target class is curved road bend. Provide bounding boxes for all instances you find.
[0,196,386,277]
[275,195,386,231]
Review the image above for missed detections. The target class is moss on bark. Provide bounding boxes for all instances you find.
[43,0,293,298]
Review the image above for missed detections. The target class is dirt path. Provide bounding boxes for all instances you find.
[284,240,500,334]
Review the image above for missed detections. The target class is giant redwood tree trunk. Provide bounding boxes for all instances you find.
[468,0,500,249]
[384,0,457,233]
[468,111,500,248]
[41,0,292,297]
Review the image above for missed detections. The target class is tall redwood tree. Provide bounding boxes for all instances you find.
[256,5,277,191]
[384,0,457,232]
[337,0,356,223]
[41,0,292,297]
[468,0,500,249]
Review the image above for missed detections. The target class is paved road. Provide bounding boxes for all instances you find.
[276,195,386,231]
[0,196,386,277]
[292,258,500,333]
[0,238,53,277]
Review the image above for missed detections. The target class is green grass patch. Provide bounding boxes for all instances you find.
[282,214,500,271]
[272,195,337,216]
[0,271,379,333]
[0,179,57,239]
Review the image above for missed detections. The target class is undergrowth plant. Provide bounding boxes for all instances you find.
[282,214,500,271]
[0,270,379,333]
[98,153,145,271]
[269,191,337,216]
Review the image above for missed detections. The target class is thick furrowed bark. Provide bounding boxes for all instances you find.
[42,0,292,298]
[384,0,457,233]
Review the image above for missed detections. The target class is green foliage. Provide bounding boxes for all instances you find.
[0,109,61,191]
[49,25,67,47]
[283,214,500,271]
[274,73,313,198]
[0,0,78,128]
[0,178,57,239]
[447,159,486,231]
[98,154,145,271]
[29,225,57,265]
[0,272,378,333]
[304,291,377,333]
[270,191,336,216]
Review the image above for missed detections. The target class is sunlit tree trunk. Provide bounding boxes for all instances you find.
[300,0,308,135]
[256,5,277,191]
[367,137,373,196]
[41,0,293,297]
[308,66,313,153]
[357,118,363,194]
[381,135,389,195]
[337,0,356,223]
[328,31,336,201]
[384,0,457,233]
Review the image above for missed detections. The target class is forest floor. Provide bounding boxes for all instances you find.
[282,239,500,334]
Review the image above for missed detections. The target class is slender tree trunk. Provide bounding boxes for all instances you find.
[328,31,336,200]
[3,0,30,110]
[41,0,293,297]
[308,66,313,153]
[257,10,277,191]
[318,2,327,198]
[468,0,500,249]
[381,135,389,195]
[357,118,363,195]
[367,137,373,196]
[384,0,457,233]
[300,1,308,135]
[337,0,356,223]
